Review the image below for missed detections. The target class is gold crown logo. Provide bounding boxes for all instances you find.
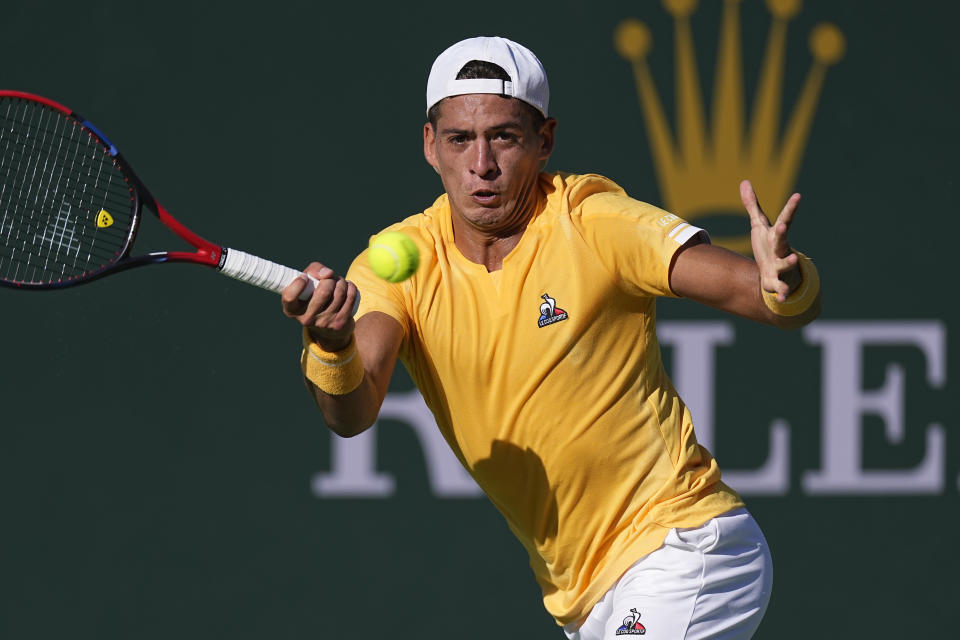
[615,0,845,253]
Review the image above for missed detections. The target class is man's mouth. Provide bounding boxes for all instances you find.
[471,190,499,205]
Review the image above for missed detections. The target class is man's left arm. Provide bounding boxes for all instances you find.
[669,180,821,329]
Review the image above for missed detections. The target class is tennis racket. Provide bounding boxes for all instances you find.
[0,90,344,303]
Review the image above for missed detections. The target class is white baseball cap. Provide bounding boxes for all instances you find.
[426,36,550,117]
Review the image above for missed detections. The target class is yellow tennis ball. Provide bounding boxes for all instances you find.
[368,231,420,283]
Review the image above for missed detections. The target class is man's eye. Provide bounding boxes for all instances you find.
[448,135,467,144]
[494,132,518,141]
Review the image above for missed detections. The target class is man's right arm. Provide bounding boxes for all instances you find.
[306,311,403,436]
[281,262,404,438]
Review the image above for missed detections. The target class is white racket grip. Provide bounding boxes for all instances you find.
[220,248,360,314]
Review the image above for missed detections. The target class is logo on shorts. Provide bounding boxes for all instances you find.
[615,608,646,635]
[537,293,569,328]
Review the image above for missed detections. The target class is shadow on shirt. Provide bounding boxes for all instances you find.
[472,440,559,551]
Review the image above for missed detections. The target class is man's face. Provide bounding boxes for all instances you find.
[423,94,556,233]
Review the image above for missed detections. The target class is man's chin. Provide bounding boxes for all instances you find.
[468,210,509,230]
[454,199,509,223]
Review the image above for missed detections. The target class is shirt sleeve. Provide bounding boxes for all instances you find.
[574,191,709,298]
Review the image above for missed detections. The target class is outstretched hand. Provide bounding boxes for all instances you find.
[741,179,802,303]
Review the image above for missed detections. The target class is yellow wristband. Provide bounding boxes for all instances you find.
[300,330,364,395]
[762,252,820,317]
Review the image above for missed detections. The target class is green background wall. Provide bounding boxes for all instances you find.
[0,1,956,637]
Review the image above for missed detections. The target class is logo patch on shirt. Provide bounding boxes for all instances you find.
[537,293,568,328]
[657,213,679,227]
[615,608,646,635]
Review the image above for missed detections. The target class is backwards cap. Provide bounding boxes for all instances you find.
[426,36,550,117]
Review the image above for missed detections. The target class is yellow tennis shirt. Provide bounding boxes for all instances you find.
[344,172,744,625]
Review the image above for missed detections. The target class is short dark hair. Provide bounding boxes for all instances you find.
[427,60,546,131]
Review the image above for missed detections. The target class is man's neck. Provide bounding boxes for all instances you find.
[450,175,541,272]
[451,223,525,272]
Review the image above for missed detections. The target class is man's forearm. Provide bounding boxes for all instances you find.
[307,372,383,437]
[301,312,405,438]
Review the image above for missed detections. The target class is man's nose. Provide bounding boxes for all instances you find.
[470,139,498,178]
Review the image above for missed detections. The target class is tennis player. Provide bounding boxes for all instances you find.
[282,36,820,639]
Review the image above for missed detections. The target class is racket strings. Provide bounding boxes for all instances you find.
[0,98,135,285]
[0,167,132,243]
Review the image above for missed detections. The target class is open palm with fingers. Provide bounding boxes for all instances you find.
[741,179,803,303]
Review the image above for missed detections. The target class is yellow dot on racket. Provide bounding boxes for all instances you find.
[96,209,114,228]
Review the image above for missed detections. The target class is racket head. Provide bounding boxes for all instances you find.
[0,91,143,289]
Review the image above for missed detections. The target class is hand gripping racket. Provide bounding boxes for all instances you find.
[0,90,347,304]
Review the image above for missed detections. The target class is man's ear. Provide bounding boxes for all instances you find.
[424,122,440,173]
[538,117,558,160]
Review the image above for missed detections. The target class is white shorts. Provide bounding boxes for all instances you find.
[563,509,772,640]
